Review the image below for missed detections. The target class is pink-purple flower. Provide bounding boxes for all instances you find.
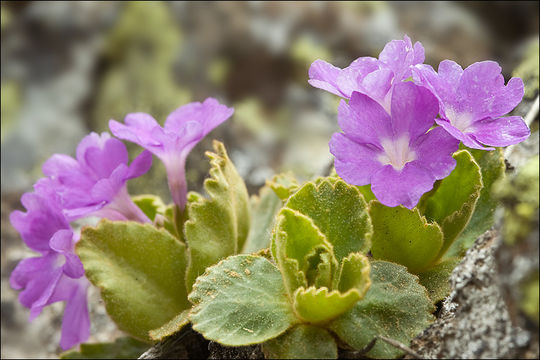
[309,35,424,112]
[109,97,234,210]
[42,132,152,222]
[330,82,459,208]
[412,60,530,149]
[10,187,90,350]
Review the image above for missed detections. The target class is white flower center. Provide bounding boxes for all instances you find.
[445,108,473,132]
[377,135,417,171]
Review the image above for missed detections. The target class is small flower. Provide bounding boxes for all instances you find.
[412,60,530,149]
[9,188,90,350]
[309,35,424,112]
[42,132,152,222]
[330,82,459,209]
[109,97,234,210]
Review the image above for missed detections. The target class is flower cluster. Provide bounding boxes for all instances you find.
[10,98,232,350]
[311,35,530,208]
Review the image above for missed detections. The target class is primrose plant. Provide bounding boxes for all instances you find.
[10,35,530,359]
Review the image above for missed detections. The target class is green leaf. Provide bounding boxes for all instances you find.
[419,150,483,260]
[133,195,179,238]
[335,252,371,294]
[267,171,299,200]
[417,257,460,303]
[60,337,149,359]
[330,261,435,359]
[188,255,297,346]
[77,221,190,341]
[242,185,282,253]
[292,253,370,324]
[447,147,505,257]
[272,208,332,296]
[185,141,251,292]
[293,286,362,324]
[369,202,444,273]
[148,309,190,341]
[262,324,338,359]
[356,184,376,202]
[285,178,372,261]
[132,194,166,221]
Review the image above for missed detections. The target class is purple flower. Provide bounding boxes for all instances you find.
[330,82,459,209]
[109,97,234,210]
[412,60,530,149]
[309,35,424,112]
[9,189,90,350]
[42,132,152,222]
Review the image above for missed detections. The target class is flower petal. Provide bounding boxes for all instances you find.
[412,127,459,180]
[308,59,344,97]
[341,92,393,143]
[330,133,384,186]
[435,118,493,150]
[126,150,153,179]
[470,116,530,147]
[58,278,90,350]
[371,163,436,209]
[390,82,439,141]
[165,97,234,137]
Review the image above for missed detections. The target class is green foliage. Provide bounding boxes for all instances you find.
[185,141,251,292]
[330,261,435,359]
[262,324,338,359]
[447,147,505,257]
[242,185,282,253]
[267,172,300,201]
[369,202,443,274]
[148,310,190,341]
[419,150,483,260]
[417,257,460,303]
[132,194,166,221]
[270,178,373,322]
[77,220,190,341]
[284,179,372,260]
[60,337,149,359]
[189,255,298,346]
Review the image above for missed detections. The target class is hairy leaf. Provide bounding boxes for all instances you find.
[242,185,282,253]
[132,194,166,221]
[419,150,482,259]
[133,194,178,238]
[60,337,149,359]
[185,141,251,292]
[272,208,332,296]
[267,171,299,200]
[262,324,338,359]
[369,202,444,273]
[447,147,505,257]
[293,286,362,324]
[77,220,189,341]
[148,309,190,341]
[188,255,297,346]
[285,178,372,261]
[330,261,435,359]
[418,257,460,303]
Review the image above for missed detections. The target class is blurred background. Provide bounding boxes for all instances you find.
[1,1,538,358]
